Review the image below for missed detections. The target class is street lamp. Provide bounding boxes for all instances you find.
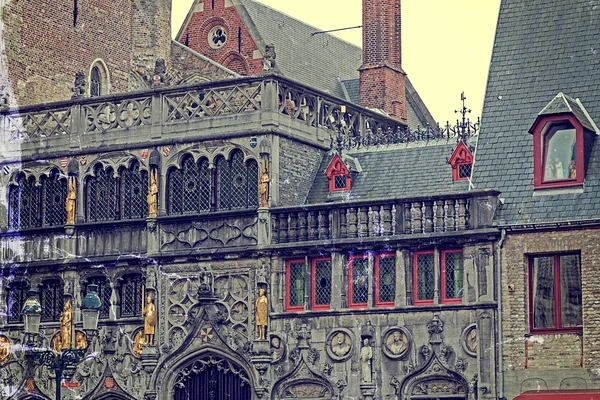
[23,285,102,400]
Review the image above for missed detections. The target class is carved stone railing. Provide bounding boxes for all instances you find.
[0,74,477,159]
[269,190,499,244]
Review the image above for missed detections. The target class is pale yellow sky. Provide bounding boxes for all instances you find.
[171,0,501,125]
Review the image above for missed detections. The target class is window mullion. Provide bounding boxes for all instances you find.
[554,255,562,329]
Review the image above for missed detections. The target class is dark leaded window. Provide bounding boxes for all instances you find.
[8,174,41,230]
[286,260,305,311]
[334,175,348,189]
[442,250,463,303]
[86,165,119,222]
[530,253,582,332]
[168,156,211,215]
[414,251,434,304]
[217,151,259,210]
[7,281,29,323]
[458,163,472,179]
[41,170,67,227]
[349,256,369,308]
[121,274,143,317]
[312,258,332,310]
[40,280,64,322]
[87,277,112,319]
[376,254,396,307]
[121,162,148,220]
[90,66,101,97]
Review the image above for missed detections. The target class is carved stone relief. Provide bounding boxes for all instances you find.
[270,334,286,364]
[325,329,353,362]
[382,327,411,360]
[160,218,258,251]
[461,324,477,357]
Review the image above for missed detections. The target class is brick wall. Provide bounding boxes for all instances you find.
[278,138,323,206]
[502,229,600,375]
[176,0,263,76]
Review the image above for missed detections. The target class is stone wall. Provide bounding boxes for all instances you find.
[277,137,324,206]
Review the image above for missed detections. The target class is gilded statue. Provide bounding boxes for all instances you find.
[147,168,158,218]
[143,294,157,345]
[0,336,10,364]
[133,330,144,357]
[66,176,76,225]
[75,331,87,349]
[52,298,72,352]
[255,288,268,340]
[258,168,269,207]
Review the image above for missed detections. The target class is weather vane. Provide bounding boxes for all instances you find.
[454,92,477,140]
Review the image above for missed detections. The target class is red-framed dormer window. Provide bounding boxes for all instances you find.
[375,253,396,307]
[414,251,435,305]
[348,255,369,308]
[286,259,306,312]
[529,253,582,333]
[441,250,463,304]
[531,114,584,189]
[312,257,332,310]
[448,142,473,181]
[325,154,350,192]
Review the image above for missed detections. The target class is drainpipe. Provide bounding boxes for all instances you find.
[496,228,506,400]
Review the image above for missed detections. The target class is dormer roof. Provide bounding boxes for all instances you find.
[529,92,600,135]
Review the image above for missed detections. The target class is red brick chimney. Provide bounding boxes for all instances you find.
[359,0,407,122]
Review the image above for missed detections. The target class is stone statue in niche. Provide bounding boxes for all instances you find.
[262,43,276,71]
[152,58,168,87]
[331,332,351,358]
[466,328,477,354]
[360,338,373,383]
[143,295,157,345]
[270,335,284,363]
[66,176,77,225]
[72,72,86,99]
[198,269,213,295]
[255,288,268,340]
[258,168,270,207]
[147,168,158,218]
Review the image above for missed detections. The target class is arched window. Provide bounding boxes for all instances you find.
[167,156,210,215]
[86,165,119,222]
[89,60,110,97]
[90,66,101,97]
[41,170,67,226]
[6,281,29,323]
[40,279,64,322]
[87,277,112,319]
[216,150,258,210]
[121,162,148,220]
[8,174,41,230]
[120,274,143,318]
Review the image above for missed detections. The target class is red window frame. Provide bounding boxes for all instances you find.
[448,142,473,181]
[441,250,463,304]
[528,253,582,334]
[375,253,396,307]
[531,114,585,189]
[286,259,306,312]
[413,250,435,305]
[325,154,351,192]
[312,257,332,310]
[348,254,369,308]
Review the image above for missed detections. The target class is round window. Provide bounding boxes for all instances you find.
[208,25,227,49]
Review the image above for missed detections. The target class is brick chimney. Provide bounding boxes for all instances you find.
[359,0,407,122]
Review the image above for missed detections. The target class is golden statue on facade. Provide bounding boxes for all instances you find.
[255,288,268,340]
[0,336,10,364]
[75,331,87,349]
[143,294,157,345]
[66,176,76,225]
[52,298,73,352]
[133,330,144,357]
[147,168,158,218]
[258,168,269,207]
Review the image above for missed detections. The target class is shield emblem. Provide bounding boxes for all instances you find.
[250,137,257,148]
[141,149,149,159]
[105,377,115,389]
[26,379,35,392]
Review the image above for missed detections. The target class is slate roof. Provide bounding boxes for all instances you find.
[306,141,469,204]
[471,0,600,226]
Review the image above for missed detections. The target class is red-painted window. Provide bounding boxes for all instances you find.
[531,115,585,189]
[441,250,463,304]
[448,142,473,181]
[312,257,332,310]
[529,253,582,333]
[414,251,435,305]
[286,259,306,312]
[325,154,351,192]
[349,255,369,308]
[375,253,396,307]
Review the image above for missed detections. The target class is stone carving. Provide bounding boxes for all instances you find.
[307,348,319,365]
[255,288,268,340]
[198,269,216,301]
[152,58,168,87]
[273,357,334,399]
[322,362,333,376]
[469,374,478,400]
[256,262,268,284]
[419,345,432,364]
[66,176,77,225]
[0,336,10,364]
[427,313,444,344]
[360,338,373,383]
[293,323,312,349]
[147,167,158,218]
[361,320,375,338]
[455,357,468,373]
[262,43,276,71]
[84,97,152,132]
[270,335,285,363]
[143,294,157,345]
[53,298,73,352]
[259,168,270,207]
[0,86,9,110]
[382,327,410,359]
[0,361,24,399]
[72,71,86,99]
[326,329,353,361]
[461,324,477,357]
[160,218,258,251]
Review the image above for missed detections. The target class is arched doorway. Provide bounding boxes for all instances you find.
[173,356,252,400]
[400,353,468,400]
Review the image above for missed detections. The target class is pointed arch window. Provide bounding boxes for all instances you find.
[121,162,148,220]
[90,67,101,97]
[41,170,67,226]
[6,281,29,323]
[216,150,258,210]
[120,274,144,318]
[167,155,210,214]
[8,174,41,230]
[89,60,110,97]
[86,165,119,222]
